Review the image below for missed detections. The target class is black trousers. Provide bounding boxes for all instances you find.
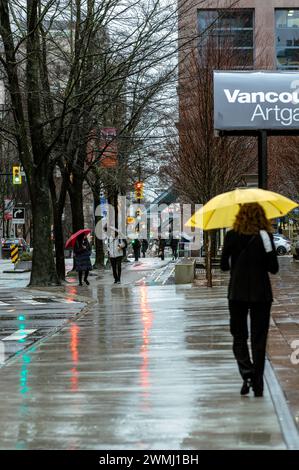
[110,256,122,282]
[229,300,271,391]
[78,270,89,284]
[133,247,140,261]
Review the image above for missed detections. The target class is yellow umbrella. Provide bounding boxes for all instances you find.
[186,188,298,231]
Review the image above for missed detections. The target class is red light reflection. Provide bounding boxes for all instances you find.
[66,285,77,302]
[70,323,80,392]
[139,286,153,408]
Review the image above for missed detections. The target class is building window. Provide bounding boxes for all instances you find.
[198,9,254,67]
[276,9,299,69]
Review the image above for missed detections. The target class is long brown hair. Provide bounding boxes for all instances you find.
[233,203,272,235]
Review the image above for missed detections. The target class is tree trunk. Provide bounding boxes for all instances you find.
[53,209,66,281]
[68,172,84,271]
[92,192,105,268]
[94,236,105,268]
[29,171,59,287]
[211,230,217,258]
[205,231,213,288]
[69,174,84,233]
[49,168,68,281]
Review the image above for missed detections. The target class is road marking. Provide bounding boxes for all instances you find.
[20,300,47,305]
[2,329,37,341]
[0,301,10,306]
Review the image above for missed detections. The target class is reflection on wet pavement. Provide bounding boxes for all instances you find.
[0,290,86,364]
[70,324,80,393]
[0,283,287,450]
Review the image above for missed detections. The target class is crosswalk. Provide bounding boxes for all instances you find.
[0,291,85,364]
[0,296,81,307]
[2,329,37,342]
[135,260,176,286]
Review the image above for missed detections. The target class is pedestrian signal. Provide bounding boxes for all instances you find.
[13,166,22,185]
[134,181,144,200]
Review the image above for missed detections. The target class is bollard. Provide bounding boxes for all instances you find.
[10,243,19,268]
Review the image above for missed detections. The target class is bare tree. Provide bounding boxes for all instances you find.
[163,35,256,286]
[268,136,299,198]
[0,0,240,285]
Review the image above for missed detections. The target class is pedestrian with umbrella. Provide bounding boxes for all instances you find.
[186,188,298,397]
[65,229,92,286]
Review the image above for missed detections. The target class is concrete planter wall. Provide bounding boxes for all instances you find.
[17,261,32,271]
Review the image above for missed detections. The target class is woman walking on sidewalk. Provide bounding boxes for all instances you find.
[107,231,126,284]
[220,203,279,397]
[74,234,92,286]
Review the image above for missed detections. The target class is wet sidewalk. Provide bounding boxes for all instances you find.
[0,277,289,449]
[267,257,299,434]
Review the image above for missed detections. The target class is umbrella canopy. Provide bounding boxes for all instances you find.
[65,229,91,249]
[185,188,298,231]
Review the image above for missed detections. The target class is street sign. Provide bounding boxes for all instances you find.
[12,207,25,224]
[214,71,299,131]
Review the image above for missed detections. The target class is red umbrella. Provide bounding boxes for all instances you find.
[65,229,91,249]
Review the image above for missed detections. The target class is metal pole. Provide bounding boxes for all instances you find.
[258,130,268,189]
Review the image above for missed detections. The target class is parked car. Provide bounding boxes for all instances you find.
[273,234,292,255]
[1,238,30,258]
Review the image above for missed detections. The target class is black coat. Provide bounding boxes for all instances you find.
[74,239,92,272]
[220,230,279,302]
[141,239,149,252]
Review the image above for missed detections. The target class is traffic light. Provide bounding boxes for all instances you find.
[134,181,144,200]
[13,166,22,185]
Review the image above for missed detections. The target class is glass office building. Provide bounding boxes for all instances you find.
[276,9,299,68]
[198,9,254,67]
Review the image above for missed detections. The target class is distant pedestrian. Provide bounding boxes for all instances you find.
[132,238,141,261]
[221,203,279,397]
[141,239,149,258]
[107,232,126,284]
[170,237,179,260]
[158,236,166,261]
[74,234,92,286]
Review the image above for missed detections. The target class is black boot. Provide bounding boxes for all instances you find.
[84,271,90,285]
[240,378,252,395]
[253,377,264,397]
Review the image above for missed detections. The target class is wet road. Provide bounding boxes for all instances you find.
[0,282,286,450]
[0,289,86,364]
